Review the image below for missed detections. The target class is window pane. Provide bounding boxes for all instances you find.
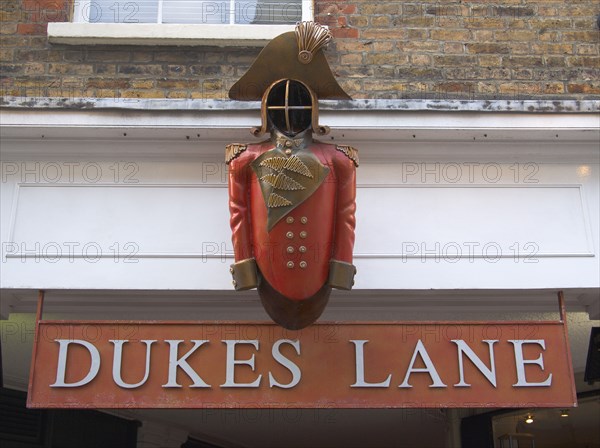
[80,0,302,24]
[250,0,302,24]
[84,1,158,23]
[163,0,229,24]
[162,1,301,24]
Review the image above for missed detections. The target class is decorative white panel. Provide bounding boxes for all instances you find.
[354,185,593,259]
[9,184,230,256]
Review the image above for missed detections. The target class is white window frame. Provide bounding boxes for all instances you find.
[48,0,313,46]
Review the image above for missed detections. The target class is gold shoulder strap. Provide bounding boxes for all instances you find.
[225,143,248,165]
[336,144,359,167]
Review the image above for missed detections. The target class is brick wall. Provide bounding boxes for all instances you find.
[1,1,599,101]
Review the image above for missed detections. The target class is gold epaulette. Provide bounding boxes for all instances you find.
[336,144,359,167]
[225,143,248,165]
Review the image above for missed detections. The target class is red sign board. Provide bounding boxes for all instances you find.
[27,320,577,409]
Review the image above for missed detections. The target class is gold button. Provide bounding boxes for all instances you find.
[285,149,292,155]
[299,246,307,253]
[232,280,237,287]
[300,217,308,224]
[299,261,307,269]
[229,267,234,274]
[286,216,294,224]
[300,231,307,238]
[287,261,295,269]
[285,140,292,147]
[286,231,294,239]
[287,246,294,253]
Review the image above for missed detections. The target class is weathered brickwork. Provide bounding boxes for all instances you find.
[1,0,599,101]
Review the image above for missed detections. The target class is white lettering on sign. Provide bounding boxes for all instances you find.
[110,339,156,389]
[221,340,262,388]
[268,339,301,389]
[350,340,391,388]
[50,339,101,387]
[509,340,553,387]
[47,338,555,390]
[452,339,498,388]
[399,340,447,388]
[162,340,211,388]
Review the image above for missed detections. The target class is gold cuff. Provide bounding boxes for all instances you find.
[230,258,258,291]
[328,260,356,290]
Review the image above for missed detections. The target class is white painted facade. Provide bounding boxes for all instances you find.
[1,107,599,295]
[1,102,599,447]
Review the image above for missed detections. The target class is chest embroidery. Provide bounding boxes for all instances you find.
[251,147,330,231]
[259,155,314,179]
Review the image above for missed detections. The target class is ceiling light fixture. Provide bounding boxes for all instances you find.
[525,414,534,424]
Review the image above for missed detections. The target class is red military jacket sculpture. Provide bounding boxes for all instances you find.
[226,129,358,307]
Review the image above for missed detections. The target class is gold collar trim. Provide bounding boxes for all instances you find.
[271,129,313,151]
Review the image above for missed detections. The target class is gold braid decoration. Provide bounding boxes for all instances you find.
[268,193,293,208]
[336,145,360,167]
[261,173,306,191]
[225,143,248,164]
[259,155,314,178]
[295,21,332,64]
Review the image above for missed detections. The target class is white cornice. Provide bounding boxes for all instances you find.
[1,105,598,140]
[2,104,598,162]
[2,97,599,112]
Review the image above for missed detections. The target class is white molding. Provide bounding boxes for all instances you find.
[2,108,598,138]
[6,183,20,247]
[3,108,600,128]
[578,183,598,258]
[4,252,594,260]
[47,22,296,46]
[2,108,599,164]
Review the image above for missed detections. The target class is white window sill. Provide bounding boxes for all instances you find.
[47,22,296,46]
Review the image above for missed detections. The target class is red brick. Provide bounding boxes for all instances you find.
[330,27,359,39]
[16,23,46,35]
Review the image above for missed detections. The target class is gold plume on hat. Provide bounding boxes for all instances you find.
[295,21,332,64]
